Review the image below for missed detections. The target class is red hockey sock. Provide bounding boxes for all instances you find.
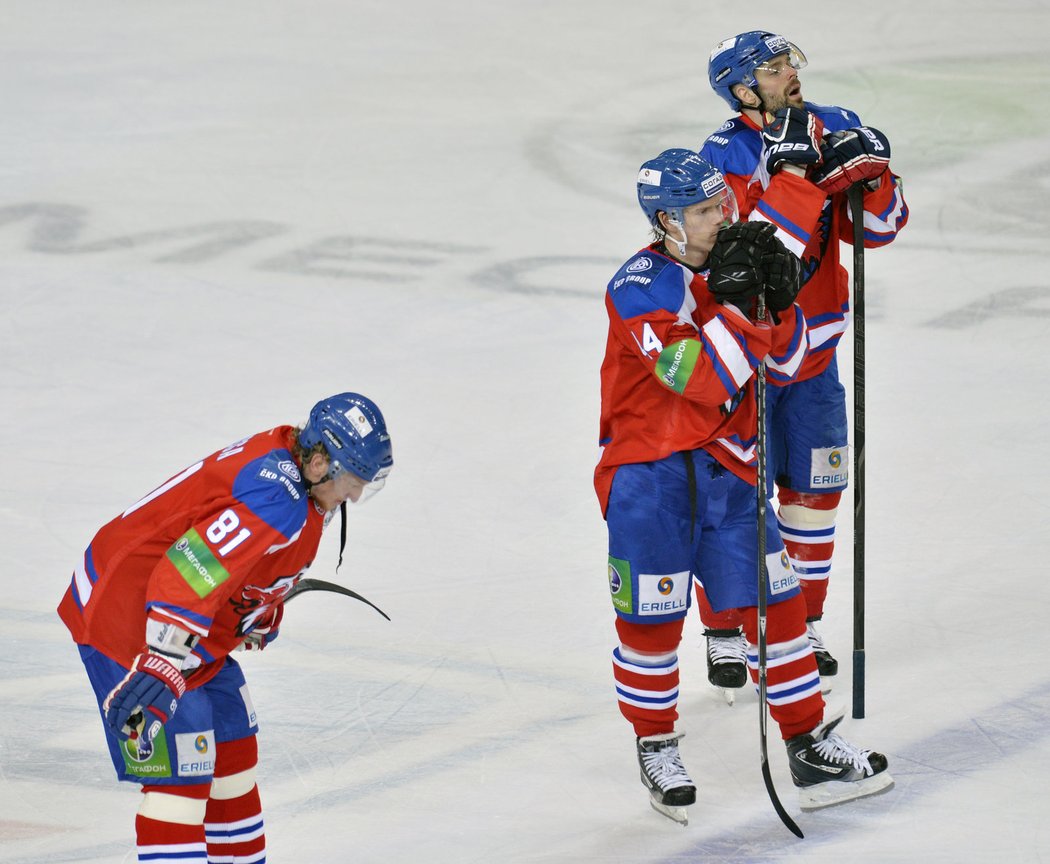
[740,594,824,739]
[206,736,266,863]
[777,489,840,619]
[205,786,265,863]
[613,617,684,738]
[693,581,743,630]
[136,783,210,863]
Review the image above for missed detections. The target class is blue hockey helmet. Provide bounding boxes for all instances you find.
[708,31,808,111]
[637,149,737,230]
[299,393,393,492]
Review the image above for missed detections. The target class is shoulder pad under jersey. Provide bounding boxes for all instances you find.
[608,250,689,321]
[232,450,309,538]
[699,117,762,178]
[804,101,863,132]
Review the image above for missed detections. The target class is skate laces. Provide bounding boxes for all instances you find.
[640,738,692,789]
[707,633,747,665]
[812,731,875,775]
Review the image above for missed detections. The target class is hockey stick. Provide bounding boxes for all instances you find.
[755,290,805,839]
[122,578,390,738]
[847,183,866,720]
[285,577,391,621]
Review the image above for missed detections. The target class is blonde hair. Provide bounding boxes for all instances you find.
[291,427,327,464]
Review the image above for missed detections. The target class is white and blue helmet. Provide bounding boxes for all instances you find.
[708,31,808,111]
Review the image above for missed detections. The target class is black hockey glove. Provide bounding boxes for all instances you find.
[761,241,802,323]
[761,107,825,174]
[706,221,777,311]
[810,126,891,194]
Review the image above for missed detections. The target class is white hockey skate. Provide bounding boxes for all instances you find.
[637,732,696,825]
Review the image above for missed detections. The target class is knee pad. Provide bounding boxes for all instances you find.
[211,736,259,800]
[779,489,840,530]
[210,767,258,801]
[138,785,210,825]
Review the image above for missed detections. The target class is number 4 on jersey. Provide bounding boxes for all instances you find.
[641,322,664,356]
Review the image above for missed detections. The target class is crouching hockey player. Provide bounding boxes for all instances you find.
[58,393,393,861]
[595,148,893,824]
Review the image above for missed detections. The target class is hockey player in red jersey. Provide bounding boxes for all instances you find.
[597,148,892,823]
[58,392,392,863]
[695,31,910,691]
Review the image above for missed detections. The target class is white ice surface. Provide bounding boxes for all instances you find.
[2,1,1049,862]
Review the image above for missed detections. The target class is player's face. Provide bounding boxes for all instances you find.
[754,53,804,112]
[680,191,736,258]
[311,470,368,511]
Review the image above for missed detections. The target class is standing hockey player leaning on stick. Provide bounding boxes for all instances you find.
[694,31,909,694]
[595,148,893,823]
[57,393,392,863]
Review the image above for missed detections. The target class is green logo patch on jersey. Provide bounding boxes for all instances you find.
[167,528,231,598]
[656,339,701,394]
[608,555,633,615]
[121,733,172,779]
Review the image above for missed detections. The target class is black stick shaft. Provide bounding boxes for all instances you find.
[756,291,804,839]
[848,184,866,720]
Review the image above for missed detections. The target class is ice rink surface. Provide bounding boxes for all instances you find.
[2,1,1049,861]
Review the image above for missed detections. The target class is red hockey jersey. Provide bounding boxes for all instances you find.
[594,246,808,516]
[58,426,326,687]
[700,104,909,380]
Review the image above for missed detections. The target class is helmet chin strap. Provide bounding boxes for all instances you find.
[666,218,689,257]
[303,474,349,572]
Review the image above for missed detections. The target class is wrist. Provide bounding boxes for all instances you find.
[145,617,198,668]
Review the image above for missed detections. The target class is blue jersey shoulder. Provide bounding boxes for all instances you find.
[700,117,762,178]
[608,250,689,321]
[232,450,309,538]
[805,101,862,132]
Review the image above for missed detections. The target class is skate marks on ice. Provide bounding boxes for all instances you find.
[651,683,1050,862]
[922,285,1050,330]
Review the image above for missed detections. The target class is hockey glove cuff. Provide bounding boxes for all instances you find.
[810,127,891,194]
[761,108,825,174]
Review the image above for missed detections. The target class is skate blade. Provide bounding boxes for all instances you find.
[798,771,895,811]
[649,798,690,825]
[718,686,736,705]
